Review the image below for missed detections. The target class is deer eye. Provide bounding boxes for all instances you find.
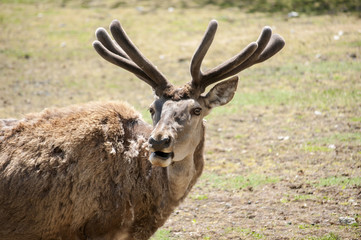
[149,107,155,116]
[192,107,202,116]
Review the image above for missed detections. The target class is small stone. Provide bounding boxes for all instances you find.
[314,110,322,116]
[339,217,356,225]
[278,136,289,141]
[288,11,299,18]
[328,144,336,149]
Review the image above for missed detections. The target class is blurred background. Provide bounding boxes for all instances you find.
[0,0,360,239]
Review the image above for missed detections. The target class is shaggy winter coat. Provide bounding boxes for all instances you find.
[0,101,204,240]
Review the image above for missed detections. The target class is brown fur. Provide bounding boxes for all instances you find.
[161,83,195,101]
[0,101,205,240]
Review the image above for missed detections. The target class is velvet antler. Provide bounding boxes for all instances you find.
[93,19,285,98]
[190,20,285,96]
[93,20,172,96]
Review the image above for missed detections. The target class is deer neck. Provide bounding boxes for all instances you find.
[166,123,205,201]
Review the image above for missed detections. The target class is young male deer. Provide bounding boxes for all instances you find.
[0,20,284,239]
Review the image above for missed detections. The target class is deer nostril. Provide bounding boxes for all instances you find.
[148,137,156,145]
[164,137,171,145]
[148,136,172,150]
[162,136,172,148]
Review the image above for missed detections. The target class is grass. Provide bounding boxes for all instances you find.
[190,194,209,200]
[329,133,361,143]
[350,117,361,122]
[293,194,315,201]
[199,172,279,190]
[314,176,361,188]
[224,227,265,239]
[151,229,173,240]
[212,60,359,114]
[302,132,361,153]
[306,232,341,240]
[298,224,320,229]
[303,143,332,153]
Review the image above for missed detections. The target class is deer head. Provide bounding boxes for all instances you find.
[93,20,285,167]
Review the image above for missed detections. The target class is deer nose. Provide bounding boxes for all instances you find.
[148,136,172,151]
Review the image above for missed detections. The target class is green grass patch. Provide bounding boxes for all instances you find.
[212,84,359,116]
[308,61,360,76]
[302,132,361,153]
[151,229,173,240]
[313,176,361,188]
[210,89,294,116]
[0,0,47,3]
[199,172,278,190]
[350,117,361,122]
[306,232,340,240]
[190,194,209,200]
[224,226,265,239]
[234,90,293,107]
[302,143,331,153]
[0,48,32,59]
[298,224,320,230]
[304,133,361,150]
[329,133,361,143]
[293,194,315,201]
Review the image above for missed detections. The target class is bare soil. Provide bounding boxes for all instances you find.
[161,104,361,239]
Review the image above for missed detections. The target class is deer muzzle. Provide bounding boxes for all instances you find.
[148,135,174,167]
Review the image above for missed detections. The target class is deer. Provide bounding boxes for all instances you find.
[0,19,284,240]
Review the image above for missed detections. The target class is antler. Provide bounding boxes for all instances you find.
[93,19,285,98]
[190,20,285,95]
[93,20,172,96]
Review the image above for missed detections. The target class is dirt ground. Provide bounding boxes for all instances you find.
[1,2,360,239]
[159,104,361,239]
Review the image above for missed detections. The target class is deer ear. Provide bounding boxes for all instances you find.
[202,76,238,109]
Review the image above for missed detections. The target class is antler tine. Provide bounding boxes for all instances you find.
[109,20,171,91]
[232,26,273,70]
[96,27,130,60]
[207,26,284,83]
[93,40,158,89]
[254,34,285,64]
[200,41,258,88]
[191,26,285,92]
[190,19,218,88]
[189,22,282,96]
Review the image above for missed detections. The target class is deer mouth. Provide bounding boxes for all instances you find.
[149,151,174,167]
[154,151,173,159]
